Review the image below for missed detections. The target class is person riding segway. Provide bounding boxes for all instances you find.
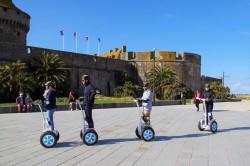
[134,83,155,141]
[198,84,218,132]
[79,75,98,145]
[38,81,60,148]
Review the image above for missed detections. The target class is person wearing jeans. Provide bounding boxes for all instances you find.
[202,84,214,120]
[44,81,57,131]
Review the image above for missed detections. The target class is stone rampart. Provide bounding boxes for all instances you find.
[0,44,138,97]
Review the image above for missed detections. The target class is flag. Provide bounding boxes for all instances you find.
[98,37,101,43]
[60,29,64,36]
[73,32,77,38]
[85,36,89,41]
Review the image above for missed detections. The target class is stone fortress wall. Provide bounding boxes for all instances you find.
[0,43,138,97]
[108,47,202,92]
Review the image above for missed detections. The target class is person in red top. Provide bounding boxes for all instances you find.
[193,90,202,111]
[68,91,76,111]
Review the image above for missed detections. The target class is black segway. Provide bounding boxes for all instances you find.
[36,100,60,148]
[198,99,218,133]
[76,99,98,146]
[134,101,155,141]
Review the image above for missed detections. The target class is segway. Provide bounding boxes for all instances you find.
[134,101,155,141]
[76,99,98,146]
[198,99,218,133]
[35,100,60,148]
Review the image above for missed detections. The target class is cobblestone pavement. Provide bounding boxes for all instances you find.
[0,100,250,166]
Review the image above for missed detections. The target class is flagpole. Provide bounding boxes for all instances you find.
[97,42,100,55]
[87,40,89,54]
[62,35,64,51]
[75,37,78,53]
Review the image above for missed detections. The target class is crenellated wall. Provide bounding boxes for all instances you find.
[120,50,202,92]
[0,44,138,97]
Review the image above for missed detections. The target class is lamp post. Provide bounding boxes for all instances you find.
[153,48,157,103]
[222,71,230,87]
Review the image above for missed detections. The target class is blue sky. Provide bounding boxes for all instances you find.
[14,0,250,94]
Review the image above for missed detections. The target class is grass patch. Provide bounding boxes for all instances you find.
[0,97,135,106]
[0,96,183,106]
[186,99,192,104]
[239,97,250,100]
[95,97,134,103]
[0,103,17,106]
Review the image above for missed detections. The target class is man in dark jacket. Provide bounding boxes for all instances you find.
[81,75,96,128]
[44,81,57,131]
[202,84,214,120]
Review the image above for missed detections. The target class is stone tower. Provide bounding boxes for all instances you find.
[0,0,30,62]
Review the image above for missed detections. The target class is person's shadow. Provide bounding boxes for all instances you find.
[56,141,82,148]
[218,126,250,133]
[97,137,138,145]
[154,126,250,141]
[55,127,250,147]
[154,133,209,141]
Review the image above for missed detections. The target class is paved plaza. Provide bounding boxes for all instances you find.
[0,101,250,166]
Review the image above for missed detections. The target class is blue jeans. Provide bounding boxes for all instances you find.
[206,103,213,118]
[47,109,55,130]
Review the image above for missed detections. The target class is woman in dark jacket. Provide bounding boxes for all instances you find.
[44,81,57,131]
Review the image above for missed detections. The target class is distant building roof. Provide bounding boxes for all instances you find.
[0,0,21,11]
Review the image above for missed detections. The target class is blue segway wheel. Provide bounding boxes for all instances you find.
[142,127,155,142]
[40,131,57,148]
[82,129,98,146]
[210,120,218,133]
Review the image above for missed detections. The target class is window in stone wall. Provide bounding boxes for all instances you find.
[17,31,20,36]
[17,11,20,15]
[94,56,97,62]
[28,48,31,54]
[3,8,8,12]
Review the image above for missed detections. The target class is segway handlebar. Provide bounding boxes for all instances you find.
[35,100,43,105]
[200,98,206,102]
[133,100,139,107]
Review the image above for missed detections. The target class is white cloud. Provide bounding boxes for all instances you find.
[230,83,250,94]
[240,32,250,36]
[162,13,173,18]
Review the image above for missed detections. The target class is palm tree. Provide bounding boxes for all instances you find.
[31,53,69,88]
[0,61,27,101]
[14,72,36,93]
[0,61,26,91]
[146,64,178,99]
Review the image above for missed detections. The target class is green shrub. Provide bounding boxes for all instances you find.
[114,81,142,98]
